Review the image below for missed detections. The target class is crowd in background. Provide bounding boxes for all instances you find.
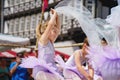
[0,48,36,80]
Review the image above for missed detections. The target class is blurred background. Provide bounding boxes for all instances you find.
[0,0,118,79]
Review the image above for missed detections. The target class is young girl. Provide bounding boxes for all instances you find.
[63,38,102,80]
[34,8,62,80]
[20,9,63,80]
[62,38,93,80]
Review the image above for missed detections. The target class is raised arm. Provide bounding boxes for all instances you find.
[56,13,61,34]
[74,50,93,80]
[10,57,21,76]
[39,9,58,45]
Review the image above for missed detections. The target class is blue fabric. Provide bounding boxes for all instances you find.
[9,62,28,80]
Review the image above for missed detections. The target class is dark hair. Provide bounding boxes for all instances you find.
[17,53,24,58]
[83,38,89,46]
[102,38,107,43]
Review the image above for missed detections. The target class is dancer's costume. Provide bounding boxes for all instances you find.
[55,0,120,80]
[64,50,89,80]
[87,45,120,80]
[62,50,101,80]
[87,0,120,80]
[20,41,64,80]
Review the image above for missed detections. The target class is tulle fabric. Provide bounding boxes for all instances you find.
[55,0,120,80]
[106,0,120,27]
[118,0,120,5]
[55,0,120,50]
[63,69,82,80]
[55,54,102,80]
[87,46,120,80]
[55,55,84,80]
[35,71,60,80]
[106,5,120,27]
[63,66,103,80]
[20,56,64,80]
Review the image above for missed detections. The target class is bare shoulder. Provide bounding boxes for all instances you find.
[74,49,81,57]
[74,49,81,54]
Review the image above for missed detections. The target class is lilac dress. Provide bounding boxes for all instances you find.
[87,45,120,80]
[20,41,64,80]
[38,41,55,63]
[64,50,88,80]
[33,41,58,76]
[64,50,102,80]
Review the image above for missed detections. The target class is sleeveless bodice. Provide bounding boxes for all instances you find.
[66,50,88,67]
[38,41,55,65]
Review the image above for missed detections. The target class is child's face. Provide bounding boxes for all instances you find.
[83,43,88,50]
[49,25,59,42]
[82,43,89,55]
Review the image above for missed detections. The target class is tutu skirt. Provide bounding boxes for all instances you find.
[87,46,120,80]
[55,54,102,80]
[63,67,102,80]
[63,67,85,80]
[35,71,60,80]
[20,56,64,80]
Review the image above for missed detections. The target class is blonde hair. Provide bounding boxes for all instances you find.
[36,21,48,39]
[83,38,89,46]
[35,21,48,49]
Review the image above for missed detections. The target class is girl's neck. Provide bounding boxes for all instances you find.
[81,49,86,59]
[49,39,54,43]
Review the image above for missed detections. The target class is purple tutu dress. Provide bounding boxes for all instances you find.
[20,41,64,80]
[63,50,102,80]
[87,45,120,80]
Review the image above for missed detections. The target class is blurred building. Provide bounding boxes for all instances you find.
[2,0,60,44]
[0,0,118,45]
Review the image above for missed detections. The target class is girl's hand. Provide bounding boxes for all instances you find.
[51,8,57,16]
[87,76,93,80]
[16,57,21,64]
[51,8,55,14]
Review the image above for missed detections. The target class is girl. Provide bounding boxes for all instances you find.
[63,38,93,80]
[34,8,62,80]
[62,38,102,80]
[20,9,63,80]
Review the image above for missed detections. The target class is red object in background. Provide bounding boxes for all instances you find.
[44,0,48,10]
[0,52,5,57]
[26,52,36,57]
[28,52,36,56]
[55,50,70,59]
[0,50,16,58]
[42,0,48,11]
[0,49,70,60]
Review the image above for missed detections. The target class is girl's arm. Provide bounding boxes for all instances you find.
[74,50,92,80]
[56,13,61,34]
[10,57,21,76]
[40,9,57,45]
[88,64,94,79]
